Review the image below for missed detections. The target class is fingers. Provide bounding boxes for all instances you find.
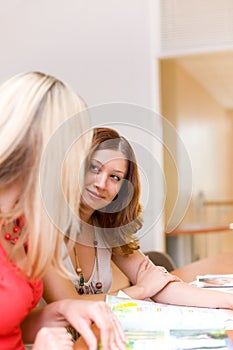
[155,266,181,282]
[108,314,127,350]
[76,323,98,350]
[91,302,127,350]
[76,301,127,350]
[137,256,150,274]
[158,266,168,273]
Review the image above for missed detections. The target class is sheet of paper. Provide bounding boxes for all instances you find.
[105,295,233,350]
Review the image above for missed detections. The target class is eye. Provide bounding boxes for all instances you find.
[110,174,121,182]
[89,162,100,173]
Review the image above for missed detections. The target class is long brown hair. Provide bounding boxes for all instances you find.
[83,127,143,255]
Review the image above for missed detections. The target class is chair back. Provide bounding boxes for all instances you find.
[144,250,176,272]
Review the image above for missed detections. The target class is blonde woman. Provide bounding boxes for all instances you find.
[0,72,126,350]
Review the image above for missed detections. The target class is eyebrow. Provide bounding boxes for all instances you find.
[112,169,125,175]
[91,158,126,175]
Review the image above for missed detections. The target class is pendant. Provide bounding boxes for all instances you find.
[79,273,85,286]
[78,273,85,295]
[78,287,84,295]
[95,281,103,294]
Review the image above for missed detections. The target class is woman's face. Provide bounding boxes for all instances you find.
[82,149,128,211]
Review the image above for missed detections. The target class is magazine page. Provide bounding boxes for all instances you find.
[105,295,233,350]
[191,274,233,293]
[196,274,233,287]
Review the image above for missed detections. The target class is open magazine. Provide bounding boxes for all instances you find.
[191,274,233,292]
[104,295,233,350]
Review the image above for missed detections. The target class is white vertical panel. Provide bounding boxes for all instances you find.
[160,0,233,56]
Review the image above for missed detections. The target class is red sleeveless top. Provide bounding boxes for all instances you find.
[0,243,43,350]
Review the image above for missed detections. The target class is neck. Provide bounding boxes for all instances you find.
[79,203,95,224]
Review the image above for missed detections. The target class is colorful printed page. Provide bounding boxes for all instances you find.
[124,329,232,350]
[105,295,233,349]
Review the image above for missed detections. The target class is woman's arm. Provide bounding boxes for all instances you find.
[109,260,130,293]
[112,250,180,299]
[43,261,130,303]
[113,250,233,309]
[21,299,127,350]
[153,279,233,309]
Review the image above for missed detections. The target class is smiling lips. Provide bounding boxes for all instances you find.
[86,188,104,200]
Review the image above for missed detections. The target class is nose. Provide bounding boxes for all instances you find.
[94,172,107,189]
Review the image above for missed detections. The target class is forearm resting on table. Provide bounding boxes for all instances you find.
[153,280,233,309]
[121,281,176,300]
[120,285,146,300]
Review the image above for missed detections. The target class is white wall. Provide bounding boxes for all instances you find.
[0,1,158,106]
[0,0,164,251]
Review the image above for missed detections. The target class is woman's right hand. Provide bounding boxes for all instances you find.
[57,299,127,350]
[32,327,73,349]
[24,298,127,350]
[128,257,181,299]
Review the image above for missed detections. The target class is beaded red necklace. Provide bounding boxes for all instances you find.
[1,218,21,244]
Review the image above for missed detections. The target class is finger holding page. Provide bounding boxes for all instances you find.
[90,302,127,350]
[70,301,126,350]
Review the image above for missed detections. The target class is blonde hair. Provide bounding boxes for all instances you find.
[0,71,92,279]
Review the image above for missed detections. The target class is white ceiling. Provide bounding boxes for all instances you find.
[174,50,233,110]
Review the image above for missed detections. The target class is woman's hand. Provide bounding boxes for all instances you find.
[58,299,127,350]
[136,257,181,297]
[22,299,126,350]
[32,327,73,349]
[123,256,181,300]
